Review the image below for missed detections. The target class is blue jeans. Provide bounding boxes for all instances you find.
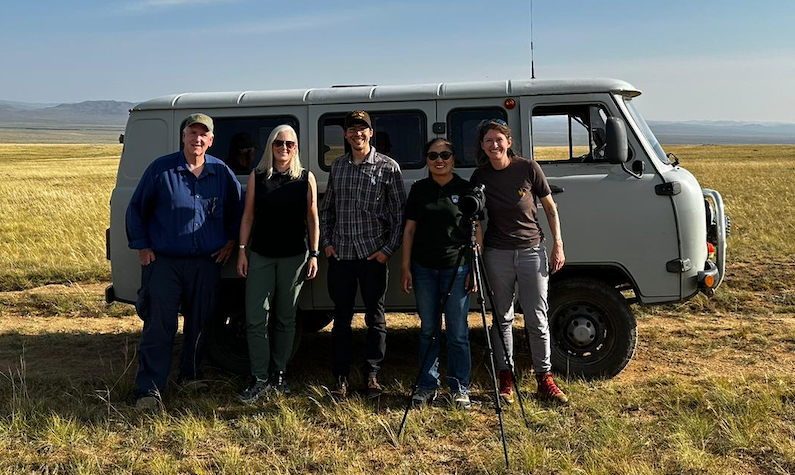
[412,262,471,393]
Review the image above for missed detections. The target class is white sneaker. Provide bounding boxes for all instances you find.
[452,391,472,410]
[411,387,438,407]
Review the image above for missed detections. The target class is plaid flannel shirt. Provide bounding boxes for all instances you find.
[320,148,406,260]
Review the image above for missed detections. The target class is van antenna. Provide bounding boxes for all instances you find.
[530,0,536,79]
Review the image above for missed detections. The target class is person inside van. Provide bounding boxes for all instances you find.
[236,124,319,403]
[401,138,480,410]
[320,110,406,398]
[470,119,569,405]
[226,132,257,174]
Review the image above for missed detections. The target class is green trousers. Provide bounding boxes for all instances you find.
[245,250,307,379]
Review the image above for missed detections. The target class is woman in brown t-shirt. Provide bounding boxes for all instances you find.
[470,119,568,405]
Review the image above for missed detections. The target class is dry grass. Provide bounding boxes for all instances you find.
[0,144,794,474]
[0,144,121,291]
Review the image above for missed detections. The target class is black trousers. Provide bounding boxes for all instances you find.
[328,258,388,379]
[134,255,220,398]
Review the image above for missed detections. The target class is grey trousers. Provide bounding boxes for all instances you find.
[483,245,551,373]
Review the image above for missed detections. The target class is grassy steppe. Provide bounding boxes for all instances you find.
[0,144,793,474]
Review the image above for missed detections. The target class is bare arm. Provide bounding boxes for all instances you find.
[540,194,565,273]
[306,172,319,279]
[400,220,417,293]
[236,171,257,277]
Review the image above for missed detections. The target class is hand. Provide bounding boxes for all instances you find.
[549,242,565,274]
[139,248,155,266]
[401,269,413,294]
[237,251,248,277]
[306,257,318,280]
[212,240,236,265]
[465,272,477,294]
[324,245,338,259]
[367,251,389,264]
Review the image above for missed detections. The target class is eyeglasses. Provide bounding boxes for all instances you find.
[426,151,454,161]
[273,140,296,149]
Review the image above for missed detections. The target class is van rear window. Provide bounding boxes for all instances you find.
[319,111,426,170]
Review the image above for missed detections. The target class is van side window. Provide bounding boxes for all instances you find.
[447,108,508,168]
[178,116,299,175]
[531,105,610,163]
[319,111,427,170]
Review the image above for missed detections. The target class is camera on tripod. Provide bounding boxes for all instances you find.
[458,184,486,217]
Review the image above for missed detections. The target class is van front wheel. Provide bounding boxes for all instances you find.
[548,277,637,379]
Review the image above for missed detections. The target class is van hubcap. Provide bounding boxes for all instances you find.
[556,304,608,356]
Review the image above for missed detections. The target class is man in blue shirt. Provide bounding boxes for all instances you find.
[126,113,242,410]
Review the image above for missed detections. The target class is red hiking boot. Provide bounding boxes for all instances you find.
[536,372,569,405]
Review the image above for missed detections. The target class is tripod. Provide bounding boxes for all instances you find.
[396,217,530,470]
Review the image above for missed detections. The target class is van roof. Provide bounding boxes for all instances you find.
[133,78,640,111]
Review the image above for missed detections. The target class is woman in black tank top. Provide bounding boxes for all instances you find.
[235,124,319,402]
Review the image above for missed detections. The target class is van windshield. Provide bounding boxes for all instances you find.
[623,97,670,165]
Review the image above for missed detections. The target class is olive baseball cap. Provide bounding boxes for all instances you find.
[344,110,372,129]
[184,113,214,133]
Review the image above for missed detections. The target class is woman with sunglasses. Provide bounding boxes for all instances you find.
[401,138,480,410]
[236,124,319,403]
[471,119,569,405]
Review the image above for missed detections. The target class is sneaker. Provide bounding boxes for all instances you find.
[536,372,569,405]
[452,390,472,410]
[411,387,438,407]
[332,375,349,398]
[238,378,271,404]
[498,370,514,404]
[135,395,161,412]
[269,371,291,395]
[366,374,383,398]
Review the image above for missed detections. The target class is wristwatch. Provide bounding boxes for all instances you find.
[308,250,320,258]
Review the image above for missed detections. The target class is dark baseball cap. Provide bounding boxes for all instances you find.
[184,113,214,133]
[344,110,372,129]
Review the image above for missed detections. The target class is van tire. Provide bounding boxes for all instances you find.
[548,277,637,379]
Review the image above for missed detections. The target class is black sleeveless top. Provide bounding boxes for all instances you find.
[250,169,309,258]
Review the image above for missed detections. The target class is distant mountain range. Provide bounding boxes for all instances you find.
[0,99,793,145]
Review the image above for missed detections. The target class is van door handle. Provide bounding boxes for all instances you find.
[550,185,565,194]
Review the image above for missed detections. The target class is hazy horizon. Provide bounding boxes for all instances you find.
[2,0,792,123]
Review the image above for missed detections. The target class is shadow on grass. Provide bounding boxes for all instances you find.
[0,320,535,416]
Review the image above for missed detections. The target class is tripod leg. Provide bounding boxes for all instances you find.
[397,246,468,441]
[475,246,532,428]
[471,245,510,469]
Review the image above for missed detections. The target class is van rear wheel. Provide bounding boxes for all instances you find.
[548,277,637,379]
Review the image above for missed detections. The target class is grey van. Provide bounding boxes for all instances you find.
[106,78,729,378]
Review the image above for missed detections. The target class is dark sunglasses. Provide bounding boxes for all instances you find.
[273,139,296,149]
[426,151,454,161]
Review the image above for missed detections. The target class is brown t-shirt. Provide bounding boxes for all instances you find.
[471,157,551,249]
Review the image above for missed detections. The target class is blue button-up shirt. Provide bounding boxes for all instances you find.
[126,151,243,258]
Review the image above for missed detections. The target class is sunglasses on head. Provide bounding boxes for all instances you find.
[478,118,508,128]
[426,151,454,161]
[273,139,296,149]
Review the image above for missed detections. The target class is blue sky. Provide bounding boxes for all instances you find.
[1,0,792,122]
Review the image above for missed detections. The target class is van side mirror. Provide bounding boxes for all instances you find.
[605,117,628,164]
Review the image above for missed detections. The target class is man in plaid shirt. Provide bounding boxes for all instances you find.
[320,110,406,397]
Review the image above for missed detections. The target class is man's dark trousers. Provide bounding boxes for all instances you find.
[135,255,220,398]
[328,258,388,379]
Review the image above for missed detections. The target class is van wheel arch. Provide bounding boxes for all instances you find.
[548,276,637,379]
